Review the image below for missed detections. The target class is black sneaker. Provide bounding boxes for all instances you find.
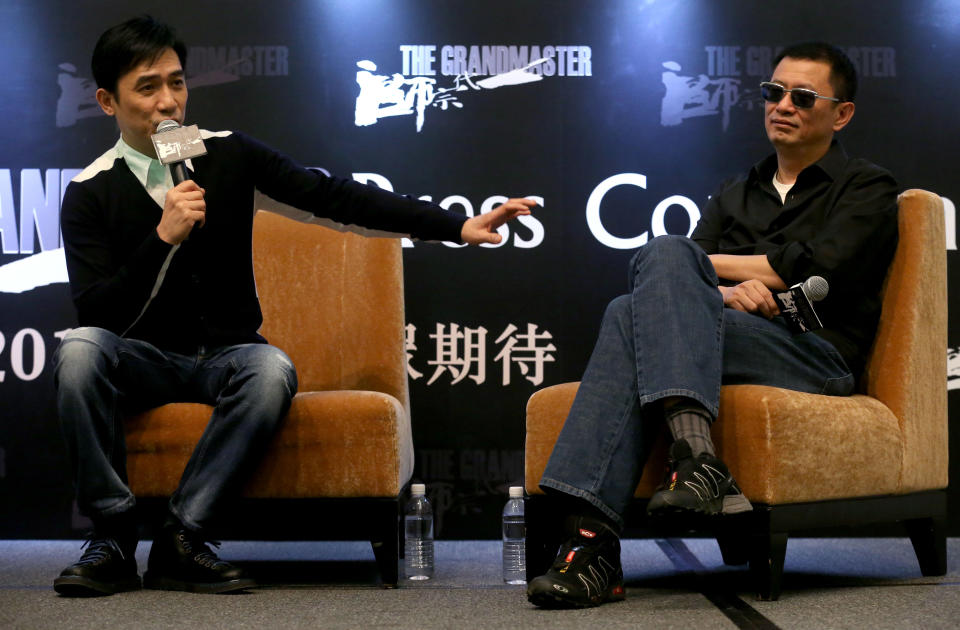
[646,439,752,518]
[527,516,625,608]
[144,527,255,594]
[54,538,141,596]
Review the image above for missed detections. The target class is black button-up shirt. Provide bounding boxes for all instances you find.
[692,141,899,376]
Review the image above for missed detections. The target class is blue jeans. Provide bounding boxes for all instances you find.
[540,236,853,528]
[54,327,298,532]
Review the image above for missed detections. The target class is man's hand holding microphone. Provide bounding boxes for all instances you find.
[152,119,208,245]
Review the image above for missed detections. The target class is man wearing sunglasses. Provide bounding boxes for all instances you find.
[528,42,898,608]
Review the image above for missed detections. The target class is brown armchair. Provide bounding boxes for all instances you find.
[124,210,413,586]
[524,189,948,600]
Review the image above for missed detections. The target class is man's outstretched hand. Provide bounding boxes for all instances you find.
[460,198,537,245]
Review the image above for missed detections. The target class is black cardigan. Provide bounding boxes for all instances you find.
[60,130,467,354]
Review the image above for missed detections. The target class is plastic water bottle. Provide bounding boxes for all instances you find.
[502,486,526,584]
[404,483,434,580]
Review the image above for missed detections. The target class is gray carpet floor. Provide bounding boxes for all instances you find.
[1,538,958,629]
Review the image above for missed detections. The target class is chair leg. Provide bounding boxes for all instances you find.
[716,532,751,566]
[525,495,561,582]
[749,532,788,601]
[905,515,947,576]
[713,510,757,565]
[370,498,401,588]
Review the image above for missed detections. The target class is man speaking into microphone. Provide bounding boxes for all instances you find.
[528,42,899,608]
[52,15,535,597]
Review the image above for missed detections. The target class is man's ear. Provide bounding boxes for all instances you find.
[95,88,116,116]
[832,101,855,132]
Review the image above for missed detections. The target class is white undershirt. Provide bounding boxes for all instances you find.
[772,172,793,204]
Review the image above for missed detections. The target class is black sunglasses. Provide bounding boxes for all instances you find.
[759,82,841,109]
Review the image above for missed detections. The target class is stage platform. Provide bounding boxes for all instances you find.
[1,538,957,629]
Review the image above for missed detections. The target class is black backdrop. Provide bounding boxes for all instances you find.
[0,0,957,539]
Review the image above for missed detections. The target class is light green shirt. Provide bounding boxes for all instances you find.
[116,136,174,209]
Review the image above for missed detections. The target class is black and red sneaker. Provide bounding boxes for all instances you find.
[646,438,752,518]
[527,515,625,608]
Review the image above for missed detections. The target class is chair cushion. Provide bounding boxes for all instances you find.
[126,390,413,499]
[525,381,906,505]
[714,385,902,504]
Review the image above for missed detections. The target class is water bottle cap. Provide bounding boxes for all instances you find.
[411,483,426,495]
[509,486,523,498]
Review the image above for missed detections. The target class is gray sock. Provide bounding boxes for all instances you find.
[665,406,715,457]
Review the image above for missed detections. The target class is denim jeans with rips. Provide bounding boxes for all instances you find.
[54,326,298,532]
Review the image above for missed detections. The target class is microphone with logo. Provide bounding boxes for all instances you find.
[150,119,208,185]
[772,276,829,334]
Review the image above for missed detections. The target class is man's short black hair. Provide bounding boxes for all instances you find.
[774,42,857,103]
[92,15,187,94]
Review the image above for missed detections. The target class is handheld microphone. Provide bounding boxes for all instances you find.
[772,276,829,334]
[150,120,208,185]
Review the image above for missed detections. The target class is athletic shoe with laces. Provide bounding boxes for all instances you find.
[526,515,625,608]
[53,537,141,596]
[646,438,752,518]
[144,526,255,594]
